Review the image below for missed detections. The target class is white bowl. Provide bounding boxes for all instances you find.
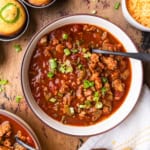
[122,0,150,32]
[21,14,143,136]
[0,109,41,149]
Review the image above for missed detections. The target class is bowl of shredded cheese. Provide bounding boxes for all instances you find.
[122,0,150,32]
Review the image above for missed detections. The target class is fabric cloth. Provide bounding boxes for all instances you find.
[79,85,150,150]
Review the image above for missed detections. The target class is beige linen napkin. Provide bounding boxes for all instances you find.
[79,85,150,150]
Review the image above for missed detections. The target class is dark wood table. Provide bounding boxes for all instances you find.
[0,0,149,149]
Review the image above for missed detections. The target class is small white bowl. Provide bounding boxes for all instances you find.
[21,14,143,136]
[122,0,150,32]
[0,109,41,149]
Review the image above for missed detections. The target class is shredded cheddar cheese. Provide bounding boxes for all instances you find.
[127,0,150,28]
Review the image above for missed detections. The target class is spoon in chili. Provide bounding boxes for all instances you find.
[92,49,150,61]
[15,136,38,150]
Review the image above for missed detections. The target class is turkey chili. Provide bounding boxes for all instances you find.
[0,115,35,149]
[28,24,131,126]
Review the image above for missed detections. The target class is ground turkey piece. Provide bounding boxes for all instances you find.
[0,121,11,137]
[102,56,117,70]
[112,79,125,100]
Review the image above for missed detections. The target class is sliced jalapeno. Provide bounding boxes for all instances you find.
[0,3,20,23]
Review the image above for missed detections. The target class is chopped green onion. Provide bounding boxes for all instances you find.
[58,92,63,97]
[69,107,75,115]
[77,64,83,69]
[71,49,78,53]
[0,79,8,85]
[65,66,73,73]
[0,87,4,92]
[101,87,107,95]
[62,33,69,40]
[49,58,57,70]
[47,72,54,78]
[95,102,103,109]
[0,79,8,93]
[64,48,71,56]
[84,52,91,58]
[93,91,100,102]
[76,39,84,46]
[114,2,120,10]
[49,98,57,103]
[15,96,22,103]
[102,77,108,83]
[14,44,22,52]
[82,48,87,53]
[59,64,66,73]
[59,60,73,73]
[79,104,86,109]
[83,80,94,89]
[84,100,91,109]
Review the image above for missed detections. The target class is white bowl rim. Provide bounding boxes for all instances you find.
[21,14,143,136]
[122,0,150,32]
[0,109,41,149]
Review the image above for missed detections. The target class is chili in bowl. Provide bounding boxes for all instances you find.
[21,14,143,136]
[0,109,41,149]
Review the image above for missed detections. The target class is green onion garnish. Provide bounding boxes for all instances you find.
[69,107,75,115]
[15,96,22,103]
[101,87,107,95]
[102,77,108,83]
[114,2,120,10]
[64,48,71,56]
[83,80,94,89]
[95,102,103,109]
[0,79,8,85]
[14,44,22,52]
[49,98,57,103]
[79,105,86,109]
[93,91,100,102]
[47,72,54,78]
[71,49,78,53]
[84,52,91,58]
[49,58,57,70]
[82,48,87,53]
[62,33,69,40]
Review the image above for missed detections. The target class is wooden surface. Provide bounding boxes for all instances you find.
[0,0,149,150]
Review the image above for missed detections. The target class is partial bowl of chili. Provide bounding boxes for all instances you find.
[21,14,143,136]
[0,0,30,42]
[0,109,41,149]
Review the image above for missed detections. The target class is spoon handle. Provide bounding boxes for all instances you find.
[92,49,150,61]
[15,136,38,150]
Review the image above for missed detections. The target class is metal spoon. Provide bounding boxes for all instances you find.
[92,49,150,61]
[15,136,38,150]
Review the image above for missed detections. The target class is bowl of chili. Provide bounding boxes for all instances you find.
[21,14,143,136]
[0,109,41,149]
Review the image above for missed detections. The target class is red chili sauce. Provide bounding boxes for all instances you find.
[29,24,131,126]
[0,114,35,149]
